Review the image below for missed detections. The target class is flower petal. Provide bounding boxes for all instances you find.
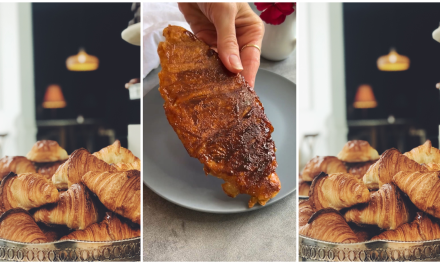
[255,3,274,11]
[260,6,286,25]
[274,3,295,16]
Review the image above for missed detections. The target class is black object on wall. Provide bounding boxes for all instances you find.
[32,3,140,151]
[343,3,440,149]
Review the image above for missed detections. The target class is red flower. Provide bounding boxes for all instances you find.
[255,3,296,25]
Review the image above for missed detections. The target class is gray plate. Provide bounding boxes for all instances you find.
[143,69,296,213]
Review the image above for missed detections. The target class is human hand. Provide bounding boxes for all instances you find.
[178,3,264,87]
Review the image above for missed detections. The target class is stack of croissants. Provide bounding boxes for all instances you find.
[299,139,440,243]
[0,140,140,243]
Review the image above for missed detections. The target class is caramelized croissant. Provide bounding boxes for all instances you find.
[33,183,102,230]
[393,171,440,218]
[299,200,315,229]
[26,140,68,162]
[309,172,370,211]
[344,183,413,230]
[81,170,140,224]
[0,156,36,180]
[36,161,65,179]
[93,140,140,165]
[347,161,376,179]
[52,148,116,189]
[60,212,140,241]
[301,156,346,181]
[0,208,47,243]
[363,148,426,189]
[298,176,311,196]
[337,140,379,163]
[112,160,141,171]
[299,208,359,243]
[422,163,440,172]
[404,140,440,164]
[371,212,440,241]
[0,172,59,212]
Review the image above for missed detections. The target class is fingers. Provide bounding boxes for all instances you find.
[240,46,261,87]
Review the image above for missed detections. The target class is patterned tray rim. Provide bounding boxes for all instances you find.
[0,236,140,246]
[299,235,440,245]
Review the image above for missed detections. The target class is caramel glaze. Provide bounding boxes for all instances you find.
[158,25,280,207]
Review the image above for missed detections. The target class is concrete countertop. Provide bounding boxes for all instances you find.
[143,52,297,262]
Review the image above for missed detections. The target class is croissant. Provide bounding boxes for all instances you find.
[0,172,59,212]
[404,140,440,164]
[37,223,70,242]
[371,212,440,241]
[52,148,116,189]
[0,208,47,243]
[299,208,359,243]
[363,148,426,189]
[60,212,140,241]
[422,163,440,172]
[309,172,370,211]
[301,156,346,181]
[81,170,140,224]
[347,161,376,179]
[112,160,141,171]
[344,183,413,230]
[348,223,382,242]
[392,171,440,218]
[299,200,315,229]
[0,156,36,180]
[93,140,140,165]
[26,140,68,163]
[33,183,102,230]
[36,161,64,179]
[298,177,311,196]
[337,140,379,163]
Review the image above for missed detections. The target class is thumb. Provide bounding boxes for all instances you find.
[213,17,243,73]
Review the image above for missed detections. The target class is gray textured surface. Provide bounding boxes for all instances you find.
[143,53,296,262]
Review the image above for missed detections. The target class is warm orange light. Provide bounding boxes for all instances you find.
[42,84,66,109]
[66,48,99,71]
[377,48,410,71]
[353,84,377,109]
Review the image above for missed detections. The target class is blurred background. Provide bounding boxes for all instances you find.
[298,3,440,169]
[0,3,140,157]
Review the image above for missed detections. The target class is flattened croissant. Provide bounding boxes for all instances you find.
[37,161,64,179]
[344,183,414,230]
[52,148,116,189]
[298,175,311,196]
[301,156,346,181]
[337,140,379,163]
[0,208,47,243]
[81,170,140,224]
[26,140,68,163]
[299,200,315,229]
[0,172,59,212]
[112,160,141,171]
[309,172,370,211]
[60,212,140,241]
[0,156,36,180]
[347,161,376,179]
[422,163,440,172]
[371,212,440,242]
[363,148,426,189]
[93,140,140,165]
[299,208,359,243]
[33,183,102,230]
[393,171,440,218]
[404,140,440,164]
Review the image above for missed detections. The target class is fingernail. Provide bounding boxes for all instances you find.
[229,54,243,71]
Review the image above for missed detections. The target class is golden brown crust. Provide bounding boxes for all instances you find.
[0,173,59,213]
[0,208,47,243]
[344,183,413,230]
[309,172,370,211]
[26,140,68,163]
[347,161,376,179]
[60,212,140,242]
[337,140,379,163]
[422,163,440,172]
[0,156,36,180]
[404,140,440,164]
[392,171,440,218]
[36,161,65,180]
[301,156,346,181]
[33,183,102,230]
[298,176,311,196]
[299,208,359,243]
[371,212,440,242]
[299,200,315,229]
[93,140,140,165]
[158,25,280,208]
[363,148,426,189]
[52,148,116,189]
[112,160,141,171]
[81,170,140,224]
